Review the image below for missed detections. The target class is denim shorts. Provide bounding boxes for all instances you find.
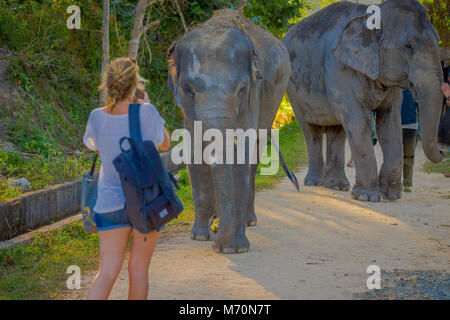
[94,208,166,233]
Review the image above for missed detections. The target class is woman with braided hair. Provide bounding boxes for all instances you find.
[83,57,170,299]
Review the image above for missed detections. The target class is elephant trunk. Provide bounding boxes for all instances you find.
[203,118,236,246]
[209,163,236,245]
[411,67,445,163]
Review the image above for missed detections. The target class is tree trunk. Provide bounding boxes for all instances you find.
[100,0,110,106]
[239,0,247,12]
[173,0,187,32]
[128,0,160,61]
[128,0,148,60]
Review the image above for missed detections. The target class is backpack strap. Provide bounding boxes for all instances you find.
[129,103,143,143]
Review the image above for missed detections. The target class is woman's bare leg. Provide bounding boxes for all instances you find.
[127,229,160,300]
[88,227,131,300]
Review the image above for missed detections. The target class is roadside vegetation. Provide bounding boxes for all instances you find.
[423,151,450,175]
[0,0,307,200]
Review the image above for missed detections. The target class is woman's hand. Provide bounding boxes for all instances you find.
[442,82,450,99]
[442,83,450,106]
[143,91,150,103]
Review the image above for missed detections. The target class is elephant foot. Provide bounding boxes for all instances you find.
[380,179,403,201]
[212,235,250,254]
[246,210,257,227]
[351,185,381,202]
[304,171,323,186]
[323,175,350,191]
[190,222,210,241]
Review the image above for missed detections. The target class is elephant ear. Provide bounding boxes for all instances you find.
[167,42,182,106]
[333,16,380,81]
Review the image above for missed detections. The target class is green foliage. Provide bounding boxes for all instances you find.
[0,179,22,200]
[423,152,450,175]
[0,221,99,299]
[255,120,307,190]
[170,168,194,223]
[0,149,93,200]
[419,0,449,48]
[239,0,310,38]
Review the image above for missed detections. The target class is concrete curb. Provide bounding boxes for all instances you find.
[0,179,82,241]
[0,151,185,242]
[0,213,82,250]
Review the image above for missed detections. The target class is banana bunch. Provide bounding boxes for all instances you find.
[210,218,219,232]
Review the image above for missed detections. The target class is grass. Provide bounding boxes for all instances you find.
[0,149,96,201]
[0,116,306,300]
[0,222,99,300]
[423,151,450,175]
[256,120,307,191]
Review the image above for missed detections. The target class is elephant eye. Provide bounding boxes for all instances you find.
[184,83,195,98]
[238,86,248,97]
[404,43,413,50]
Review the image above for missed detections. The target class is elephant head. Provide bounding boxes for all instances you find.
[332,0,444,163]
[167,27,264,245]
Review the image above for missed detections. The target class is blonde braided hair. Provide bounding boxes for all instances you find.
[99,57,140,111]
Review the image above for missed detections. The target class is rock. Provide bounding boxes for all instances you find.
[0,141,16,152]
[8,178,32,193]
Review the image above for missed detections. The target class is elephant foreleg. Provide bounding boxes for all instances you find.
[189,163,216,241]
[212,163,251,254]
[376,91,403,200]
[323,125,350,191]
[338,103,381,202]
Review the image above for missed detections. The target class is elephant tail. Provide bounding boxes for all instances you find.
[268,131,300,191]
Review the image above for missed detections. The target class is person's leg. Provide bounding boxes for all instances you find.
[127,229,160,300]
[88,226,131,300]
[402,128,417,190]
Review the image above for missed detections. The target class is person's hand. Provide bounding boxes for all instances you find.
[143,91,150,103]
[442,82,450,99]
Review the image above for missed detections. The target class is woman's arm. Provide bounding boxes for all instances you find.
[158,127,171,151]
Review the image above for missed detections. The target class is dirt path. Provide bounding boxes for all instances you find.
[65,143,449,300]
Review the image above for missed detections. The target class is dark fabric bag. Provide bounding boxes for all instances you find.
[113,104,183,234]
[81,154,98,234]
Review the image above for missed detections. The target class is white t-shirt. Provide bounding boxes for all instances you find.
[83,104,166,213]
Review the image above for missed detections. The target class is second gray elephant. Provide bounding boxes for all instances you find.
[168,9,290,253]
[283,0,444,202]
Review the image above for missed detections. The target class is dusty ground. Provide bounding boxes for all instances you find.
[64,143,449,300]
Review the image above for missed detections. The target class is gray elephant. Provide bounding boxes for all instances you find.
[283,0,444,202]
[168,9,291,253]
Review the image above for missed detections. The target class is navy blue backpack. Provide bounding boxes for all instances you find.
[113,103,183,235]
